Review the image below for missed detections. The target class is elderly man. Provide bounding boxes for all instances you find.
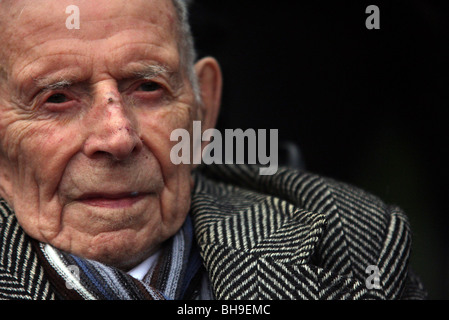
[0,0,425,300]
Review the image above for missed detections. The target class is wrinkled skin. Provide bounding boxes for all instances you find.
[0,0,222,270]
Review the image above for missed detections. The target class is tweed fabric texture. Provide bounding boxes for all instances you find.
[189,164,426,300]
[0,164,426,299]
[0,200,55,300]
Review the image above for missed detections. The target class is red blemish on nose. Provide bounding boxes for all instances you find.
[117,127,131,132]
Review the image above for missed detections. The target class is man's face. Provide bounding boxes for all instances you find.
[0,0,204,269]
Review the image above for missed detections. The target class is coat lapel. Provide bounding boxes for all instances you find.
[190,169,326,299]
[0,200,55,300]
[191,165,386,300]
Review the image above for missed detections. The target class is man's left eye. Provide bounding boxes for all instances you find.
[137,82,161,92]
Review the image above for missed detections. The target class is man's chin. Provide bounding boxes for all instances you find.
[41,212,162,271]
[58,194,158,237]
[72,231,158,271]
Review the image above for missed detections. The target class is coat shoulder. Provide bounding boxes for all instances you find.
[193,164,426,299]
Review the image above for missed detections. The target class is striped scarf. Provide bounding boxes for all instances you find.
[32,215,210,300]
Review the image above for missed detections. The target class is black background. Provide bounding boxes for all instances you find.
[189,0,448,299]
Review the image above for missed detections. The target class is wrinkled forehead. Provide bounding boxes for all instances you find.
[0,0,178,73]
[0,0,177,31]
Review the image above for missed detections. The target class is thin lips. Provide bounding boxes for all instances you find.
[78,191,141,201]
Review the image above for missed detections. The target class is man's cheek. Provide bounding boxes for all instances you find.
[0,117,43,155]
[3,122,75,189]
[140,107,193,158]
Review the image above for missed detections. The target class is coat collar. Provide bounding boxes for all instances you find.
[0,200,55,300]
[190,164,385,299]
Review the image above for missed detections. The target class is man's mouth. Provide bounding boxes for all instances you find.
[77,192,147,208]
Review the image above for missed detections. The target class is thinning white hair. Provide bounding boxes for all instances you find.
[171,0,201,104]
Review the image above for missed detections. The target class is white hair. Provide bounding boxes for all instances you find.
[171,0,201,104]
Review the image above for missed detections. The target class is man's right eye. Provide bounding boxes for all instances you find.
[46,93,69,104]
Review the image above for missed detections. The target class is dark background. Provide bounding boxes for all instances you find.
[188,0,448,299]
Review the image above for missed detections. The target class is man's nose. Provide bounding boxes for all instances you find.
[83,91,143,161]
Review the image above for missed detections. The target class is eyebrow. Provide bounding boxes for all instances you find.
[130,63,183,90]
[30,63,183,92]
[133,63,170,80]
[33,78,73,91]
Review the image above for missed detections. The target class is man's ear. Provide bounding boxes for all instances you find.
[194,57,222,131]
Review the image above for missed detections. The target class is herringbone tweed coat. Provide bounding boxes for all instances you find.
[0,164,426,299]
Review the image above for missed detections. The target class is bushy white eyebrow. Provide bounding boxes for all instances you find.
[32,76,73,92]
[133,64,170,80]
[131,63,183,91]
[39,79,72,91]
[31,63,181,90]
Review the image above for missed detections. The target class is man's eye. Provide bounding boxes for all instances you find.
[137,82,161,92]
[46,93,69,104]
